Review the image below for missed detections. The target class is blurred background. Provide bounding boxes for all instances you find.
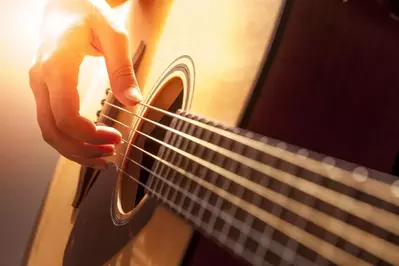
[0,0,106,264]
[0,1,58,265]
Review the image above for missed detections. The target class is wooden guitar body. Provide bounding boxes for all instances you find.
[25,0,399,265]
[26,0,285,265]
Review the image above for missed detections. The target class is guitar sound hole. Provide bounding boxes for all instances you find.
[118,78,184,214]
[135,93,183,205]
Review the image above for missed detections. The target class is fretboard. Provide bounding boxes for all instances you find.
[146,110,399,266]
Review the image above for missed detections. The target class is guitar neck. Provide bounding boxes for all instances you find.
[146,110,399,266]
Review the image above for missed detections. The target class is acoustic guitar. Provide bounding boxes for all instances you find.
[25,0,399,265]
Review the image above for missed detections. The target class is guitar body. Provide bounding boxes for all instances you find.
[26,0,285,265]
[25,0,399,265]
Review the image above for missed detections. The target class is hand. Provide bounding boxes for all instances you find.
[29,0,141,170]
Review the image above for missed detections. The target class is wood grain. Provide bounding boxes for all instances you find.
[25,0,284,265]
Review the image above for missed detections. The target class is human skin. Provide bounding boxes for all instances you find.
[29,0,141,169]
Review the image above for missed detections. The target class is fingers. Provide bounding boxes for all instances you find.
[44,53,122,145]
[89,2,142,106]
[29,66,115,169]
[28,0,136,168]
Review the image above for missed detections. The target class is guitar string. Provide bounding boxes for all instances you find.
[115,144,367,266]
[115,152,315,266]
[104,99,397,208]
[102,101,391,223]
[101,112,390,264]
[105,96,399,205]
[99,110,399,238]
[100,102,399,260]
[117,136,398,265]
[104,99,398,232]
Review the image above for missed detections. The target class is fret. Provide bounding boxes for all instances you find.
[196,130,227,232]
[164,118,187,198]
[358,202,394,265]
[256,142,290,265]
[205,135,234,237]
[279,163,311,265]
[149,118,313,264]
[369,202,395,266]
[317,157,360,265]
[173,120,197,216]
[147,162,313,265]
[161,126,183,208]
[162,119,189,207]
[175,119,205,220]
[302,169,332,266]
[148,116,175,192]
[150,118,181,197]
[282,156,396,263]
[186,126,213,227]
[167,109,398,206]
[236,140,258,256]
[313,157,338,266]
[146,117,177,191]
[146,110,399,266]
[222,134,247,255]
[152,118,184,212]
[240,143,268,265]
[220,153,243,247]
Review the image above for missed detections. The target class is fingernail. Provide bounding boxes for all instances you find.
[124,87,142,102]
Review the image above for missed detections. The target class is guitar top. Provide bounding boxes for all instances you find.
[25,0,399,266]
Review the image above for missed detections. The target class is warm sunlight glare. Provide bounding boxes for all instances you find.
[0,0,47,98]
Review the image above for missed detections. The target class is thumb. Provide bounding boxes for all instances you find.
[89,1,142,106]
